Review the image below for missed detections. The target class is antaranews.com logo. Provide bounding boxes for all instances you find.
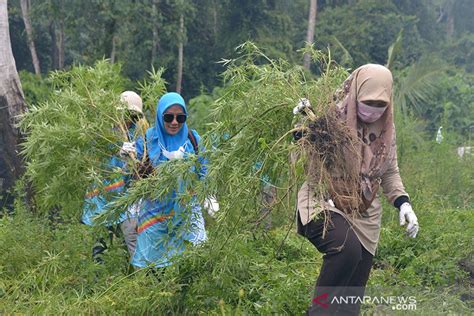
[313,293,417,311]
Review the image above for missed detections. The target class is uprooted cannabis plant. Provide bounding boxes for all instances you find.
[195,43,352,234]
[110,43,355,241]
[20,61,166,217]
[21,43,356,233]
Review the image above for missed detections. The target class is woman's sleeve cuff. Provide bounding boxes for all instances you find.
[394,195,410,209]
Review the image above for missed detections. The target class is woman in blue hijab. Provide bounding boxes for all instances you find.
[131,92,207,268]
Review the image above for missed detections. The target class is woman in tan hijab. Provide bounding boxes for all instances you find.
[296,64,419,315]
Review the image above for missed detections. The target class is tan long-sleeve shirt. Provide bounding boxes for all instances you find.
[297,142,408,255]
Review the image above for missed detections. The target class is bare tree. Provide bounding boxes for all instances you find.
[58,19,64,69]
[0,0,27,209]
[212,0,218,37]
[151,0,160,66]
[19,0,41,76]
[49,20,59,69]
[110,35,118,63]
[176,14,184,93]
[303,0,317,70]
[48,1,65,70]
[446,0,455,39]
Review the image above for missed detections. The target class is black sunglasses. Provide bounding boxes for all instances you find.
[126,111,142,123]
[163,113,187,123]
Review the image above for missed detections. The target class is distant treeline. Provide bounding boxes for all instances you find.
[9,0,473,99]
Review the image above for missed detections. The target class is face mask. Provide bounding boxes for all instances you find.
[162,146,185,160]
[357,101,387,123]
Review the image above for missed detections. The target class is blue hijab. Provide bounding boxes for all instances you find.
[136,91,203,169]
[145,92,189,164]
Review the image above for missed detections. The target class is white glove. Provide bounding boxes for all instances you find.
[399,202,419,238]
[127,199,143,216]
[162,146,185,160]
[120,141,136,158]
[203,196,220,217]
[293,98,312,115]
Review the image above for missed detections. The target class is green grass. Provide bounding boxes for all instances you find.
[0,203,472,314]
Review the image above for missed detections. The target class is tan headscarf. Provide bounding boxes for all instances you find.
[330,64,395,213]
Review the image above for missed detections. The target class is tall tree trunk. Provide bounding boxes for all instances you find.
[19,0,41,76]
[303,0,317,70]
[176,14,184,94]
[104,18,117,63]
[110,35,117,63]
[48,0,65,70]
[49,21,59,69]
[212,0,218,37]
[151,0,160,66]
[58,19,64,69]
[49,20,64,69]
[0,0,27,210]
[446,0,455,39]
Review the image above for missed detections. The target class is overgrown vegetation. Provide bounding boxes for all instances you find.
[2,42,472,314]
[4,0,473,313]
[0,197,471,314]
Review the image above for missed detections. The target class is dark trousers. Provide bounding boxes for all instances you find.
[299,211,373,316]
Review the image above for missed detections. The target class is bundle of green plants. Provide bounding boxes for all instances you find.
[20,42,371,258]
[82,43,353,234]
[195,43,350,229]
[20,61,166,218]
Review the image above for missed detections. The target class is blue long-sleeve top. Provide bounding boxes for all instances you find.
[81,126,137,226]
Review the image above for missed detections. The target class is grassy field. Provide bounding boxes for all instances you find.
[0,201,472,314]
